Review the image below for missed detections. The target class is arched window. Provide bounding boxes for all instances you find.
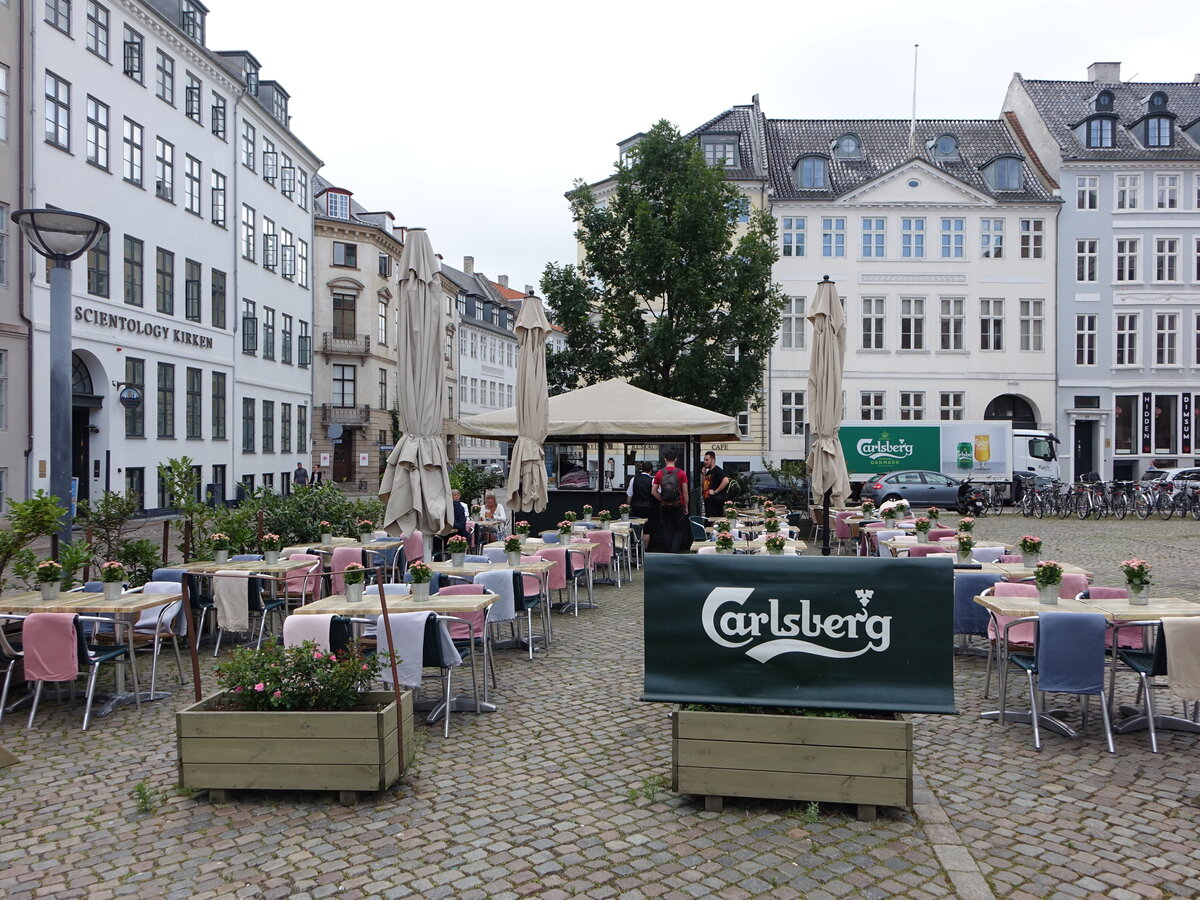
[930,133,960,161]
[1094,90,1114,112]
[834,133,861,159]
[72,352,95,395]
[984,394,1036,428]
[984,157,1022,191]
[795,156,827,190]
[1086,117,1114,148]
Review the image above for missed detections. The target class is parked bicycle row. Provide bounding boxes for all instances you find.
[1016,476,1200,520]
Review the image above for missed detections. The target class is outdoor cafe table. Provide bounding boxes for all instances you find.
[992,561,1093,579]
[184,558,318,575]
[469,543,597,609]
[307,538,405,555]
[0,590,184,716]
[690,538,808,553]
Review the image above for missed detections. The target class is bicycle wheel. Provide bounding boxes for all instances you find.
[1032,494,1044,518]
[1074,492,1091,519]
[1057,492,1074,519]
[1191,495,1200,521]
[1020,492,1035,517]
[1112,492,1128,520]
[1158,495,1174,520]
[1134,492,1151,519]
[1095,493,1109,519]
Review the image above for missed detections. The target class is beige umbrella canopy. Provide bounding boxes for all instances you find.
[505,294,552,513]
[379,228,453,539]
[806,277,852,523]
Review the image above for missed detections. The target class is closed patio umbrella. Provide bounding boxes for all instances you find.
[505,293,551,513]
[380,228,452,546]
[806,276,851,555]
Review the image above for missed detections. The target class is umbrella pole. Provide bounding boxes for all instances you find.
[821,487,832,557]
[374,565,406,772]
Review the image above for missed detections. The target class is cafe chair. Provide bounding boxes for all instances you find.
[1009,611,1115,753]
[281,554,324,608]
[580,531,618,586]
[23,612,140,731]
[483,548,507,563]
[535,547,587,616]
[438,584,496,691]
[998,555,1024,563]
[330,547,364,596]
[927,528,957,542]
[871,529,906,557]
[231,554,263,562]
[127,580,188,695]
[953,571,1004,651]
[212,572,275,656]
[403,530,426,569]
[982,582,1039,698]
[539,531,561,544]
[697,546,717,554]
[906,545,950,558]
[511,561,549,657]
[1110,620,1166,753]
[474,568,521,674]
[282,613,353,654]
[377,611,474,738]
[0,616,24,726]
[1079,588,1144,650]
[464,555,490,564]
[688,518,708,542]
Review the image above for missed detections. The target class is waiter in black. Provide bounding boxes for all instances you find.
[701,451,730,519]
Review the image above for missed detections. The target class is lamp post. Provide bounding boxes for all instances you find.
[11,209,110,548]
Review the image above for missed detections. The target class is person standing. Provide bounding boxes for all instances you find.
[311,464,324,485]
[701,451,729,519]
[294,461,310,487]
[627,461,657,550]
[651,450,690,553]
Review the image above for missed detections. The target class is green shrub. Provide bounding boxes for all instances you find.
[214,640,384,711]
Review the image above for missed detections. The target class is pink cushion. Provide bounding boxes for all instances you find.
[579,531,614,565]
[988,582,1037,643]
[438,584,486,641]
[535,548,568,589]
[284,554,323,600]
[22,613,80,682]
[330,547,362,596]
[907,545,950,558]
[404,530,425,564]
[927,528,957,541]
[998,555,1023,563]
[1086,587,1144,648]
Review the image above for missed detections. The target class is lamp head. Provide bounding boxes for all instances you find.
[11,208,109,262]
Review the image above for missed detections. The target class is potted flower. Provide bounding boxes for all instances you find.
[407,560,433,601]
[504,535,523,567]
[514,520,531,536]
[564,510,578,523]
[557,519,573,538]
[261,533,282,565]
[211,532,231,565]
[319,521,333,545]
[582,504,594,523]
[1034,560,1064,605]
[713,519,732,536]
[177,640,414,804]
[926,506,941,526]
[1017,535,1042,568]
[957,516,975,533]
[357,520,376,543]
[35,559,63,600]
[597,509,613,529]
[715,531,736,555]
[1119,558,1152,605]
[619,504,631,522]
[859,499,875,518]
[764,534,787,556]
[724,503,738,520]
[342,562,367,603]
[98,560,127,601]
[913,516,931,541]
[763,517,781,534]
[879,501,900,525]
[954,532,975,563]
[446,535,469,567]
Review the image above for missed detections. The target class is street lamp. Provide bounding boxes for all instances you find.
[11,209,110,548]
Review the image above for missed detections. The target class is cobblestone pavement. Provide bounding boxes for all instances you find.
[1,512,1198,899]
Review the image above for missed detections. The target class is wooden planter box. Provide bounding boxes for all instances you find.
[671,706,912,821]
[177,690,413,804]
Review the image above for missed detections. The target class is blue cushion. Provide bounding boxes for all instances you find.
[953,572,1004,636]
[1036,612,1107,695]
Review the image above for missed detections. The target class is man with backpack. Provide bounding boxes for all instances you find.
[652,450,690,553]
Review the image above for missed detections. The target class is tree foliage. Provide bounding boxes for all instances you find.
[542,120,786,416]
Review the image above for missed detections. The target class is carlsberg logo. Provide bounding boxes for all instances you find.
[702,587,892,662]
[856,436,914,461]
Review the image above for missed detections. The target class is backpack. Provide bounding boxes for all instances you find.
[725,479,741,501]
[660,469,682,507]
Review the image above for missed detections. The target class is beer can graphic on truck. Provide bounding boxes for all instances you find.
[956,441,974,469]
[974,434,991,469]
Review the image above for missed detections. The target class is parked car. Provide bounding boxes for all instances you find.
[1140,466,1200,484]
[747,471,808,505]
[858,470,962,508]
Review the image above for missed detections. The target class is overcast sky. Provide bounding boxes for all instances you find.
[209,0,1200,292]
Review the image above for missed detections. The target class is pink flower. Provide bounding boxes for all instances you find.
[362,664,369,670]
[233,686,243,692]
[273,690,282,698]
[254,682,265,692]
[313,651,323,659]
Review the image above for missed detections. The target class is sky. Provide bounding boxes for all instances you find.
[208,0,1200,292]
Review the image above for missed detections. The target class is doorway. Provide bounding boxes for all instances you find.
[71,407,91,502]
[1073,421,1096,481]
[333,430,355,483]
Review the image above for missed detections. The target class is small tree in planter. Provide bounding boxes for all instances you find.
[446,535,469,567]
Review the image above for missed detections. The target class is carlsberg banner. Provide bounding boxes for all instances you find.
[643,555,955,713]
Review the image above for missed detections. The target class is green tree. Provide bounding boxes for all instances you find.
[543,119,786,415]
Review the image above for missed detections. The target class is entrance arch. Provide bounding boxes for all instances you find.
[71,351,107,501]
[984,394,1037,428]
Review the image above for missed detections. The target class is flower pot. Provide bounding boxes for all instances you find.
[507,551,522,567]
[214,549,230,565]
[884,517,897,527]
[599,521,609,530]
[263,550,280,565]
[716,548,734,555]
[410,582,430,602]
[916,531,931,543]
[621,513,630,522]
[956,550,972,563]
[102,582,123,601]
[450,552,465,567]
[360,532,374,544]
[39,583,60,601]
[1127,582,1149,605]
[583,513,592,523]
[321,533,333,545]
[345,582,364,603]
[1021,553,1038,568]
[1038,584,1060,605]
[767,548,784,556]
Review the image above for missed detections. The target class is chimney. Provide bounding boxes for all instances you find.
[1194,73,1200,84]
[524,284,534,295]
[463,256,474,274]
[1087,62,1121,83]
[497,275,509,287]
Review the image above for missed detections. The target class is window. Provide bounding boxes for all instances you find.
[211,372,225,439]
[123,236,143,306]
[860,391,884,420]
[124,357,143,437]
[211,92,226,139]
[242,300,257,353]
[1019,299,1044,352]
[0,352,5,429]
[1155,313,1179,366]
[242,398,255,452]
[861,218,885,258]
[939,297,964,351]
[1154,238,1179,282]
[298,170,309,209]
[281,229,295,278]
[1116,174,1140,210]
[378,368,388,409]
[899,392,925,420]
[333,365,356,407]
[262,218,277,269]
[185,367,201,439]
[280,155,295,196]
[1075,314,1097,366]
[986,157,1022,191]
[1196,313,1200,366]
[297,240,308,288]
[930,133,959,160]
[332,242,357,267]
[821,218,845,258]
[0,66,7,143]
[1153,394,1178,454]
[332,293,356,337]
[280,403,292,454]
[835,133,862,159]
[780,391,805,435]
[241,121,255,170]
[469,377,477,404]
[1155,174,1180,209]
[84,96,108,169]
[125,468,145,511]
[1116,238,1139,282]
[45,0,70,34]
[1076,175,1099,210]
[1115,312,1139,366]
[262,307,275,359]
[44,72,70,150]
[210,170,226,226]
[297,406,307,452]
[211,268,226,329]
[181,0,205,42]
[378,253,391,278]
[780,296,805,349]
[262,401,274,453]
[978,218,1004,258]
[184,155,201,215]
[241,205,255,259]
[780,217,805,257]
[1147,117,1172,147]
[1086,117,1114,148]
[901,218,925,258]
[900,297,924,350]
[86,2,108,58]
[378,300,389,346]
[939,392,964,421]
[326,191,350,219]
[701,137,737,167]
[281,314,292,364]
[1076,239,1098,282]
[1019,219,1044,259]
[155,51,174,105]
[980,298,1004,351]
[155,248,173,314]
[122,26,143,82]
[736,412,750,437]
[86,231,108,297]
[154,137,173,201]
[860,296,885,350]
[157,363,175,438]
[184,259,200,321]
[262,137,276,185]
[185,73,201,123]
[940,218,964,258]
[298,321,310,367]
[796,157,827,189]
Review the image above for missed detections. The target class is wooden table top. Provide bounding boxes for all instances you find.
[185,558,317,574]
[295,592,499,616]
[992,561,1094,578]
[972,593,1099,618]
[484,539,600,554]
[1079,596,1200,620]
[308,539,405,553]
[690,539,807,553]
[429,559,557,577]
[0,590,180,615]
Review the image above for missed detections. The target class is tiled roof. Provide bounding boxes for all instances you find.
[490,281,526,301]
[684,105,767,181]
[1019,78,1200,162]
[765,119,1055,202]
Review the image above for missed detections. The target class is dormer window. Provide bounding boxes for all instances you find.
[180,1,207,45]
[701,136,739,168]
[930,133,960,161]
[795,156,828,190]
[1094,90,1114,112]
[244,62,259,96]
[1086,117,1115,148]
[326,191,350,220]
[1146,116,1172,147]
[1148,91,1168,111]
[984,156,1023,192]
[834,134,862,159]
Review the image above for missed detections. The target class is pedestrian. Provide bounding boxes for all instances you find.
[294,461,309,487]
[311,464,324,485]
[627,461,657,551]
[652,450,690,553]
[700,451,729,519]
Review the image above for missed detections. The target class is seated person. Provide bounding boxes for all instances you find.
[476,492,508,542]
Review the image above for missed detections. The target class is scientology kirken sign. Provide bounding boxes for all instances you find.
[643,555,955,714]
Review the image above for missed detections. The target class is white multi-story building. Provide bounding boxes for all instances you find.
[24,0,321,509]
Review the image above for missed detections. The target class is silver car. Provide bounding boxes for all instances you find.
[858,470,962,508]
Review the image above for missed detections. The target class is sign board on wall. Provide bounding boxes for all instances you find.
[319,453,331,467]
[358,453,370,467]
[643,555,955,713]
